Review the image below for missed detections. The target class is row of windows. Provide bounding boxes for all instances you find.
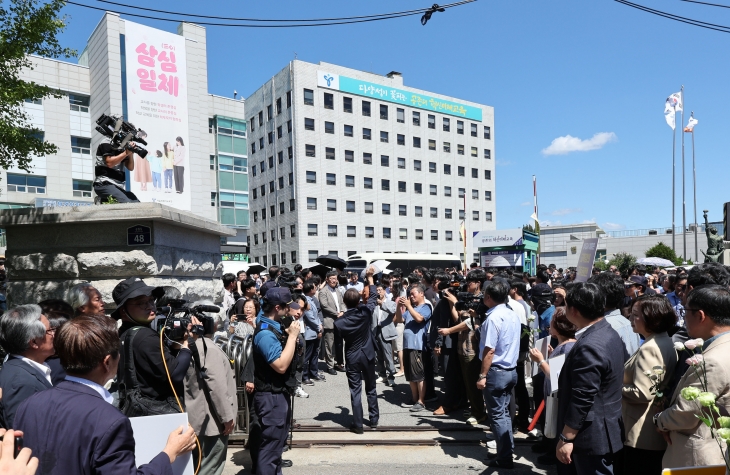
[303,144,491,160]
[253,225,298,243]
[250,251,485,267]
[6,174,92,198]
[302,200,492,220]
[302,89,491,139]
[251,173,293,199]
[250,147,293,177]
[249,92,292,132]
[252,200,297,222]
[250,121,293,154]
[252,225,473,247]
[24,94,90,113]
[304,169,491,186]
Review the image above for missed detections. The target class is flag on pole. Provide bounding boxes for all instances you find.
[459,221,466,243]
[684,115,698,133]
[665,92,683,129]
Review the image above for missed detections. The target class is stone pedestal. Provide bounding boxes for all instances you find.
[0,203,236,309]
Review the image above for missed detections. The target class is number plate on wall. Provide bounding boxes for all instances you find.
[127,225,152,246]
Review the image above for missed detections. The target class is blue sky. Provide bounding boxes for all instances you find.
[57,0,730,231]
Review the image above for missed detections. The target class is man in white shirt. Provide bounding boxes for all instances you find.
[346,273,364,294]
[221,273,237,317]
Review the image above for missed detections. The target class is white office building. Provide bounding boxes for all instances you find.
[246,61,495,266]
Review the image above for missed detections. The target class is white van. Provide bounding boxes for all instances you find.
[343,253,463,276]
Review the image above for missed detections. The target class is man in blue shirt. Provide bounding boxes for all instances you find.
[477,279,521,469]
[395,283,433,412]
[251,288,300,475]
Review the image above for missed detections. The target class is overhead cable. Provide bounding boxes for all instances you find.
[614,0,730,33]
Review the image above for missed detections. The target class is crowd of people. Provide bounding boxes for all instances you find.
[0,259,728,475]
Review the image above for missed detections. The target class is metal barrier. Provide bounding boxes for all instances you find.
[212,332,253,442]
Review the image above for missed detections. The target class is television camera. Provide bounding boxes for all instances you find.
[437,275,483,311]
[157,299,219,340]
[95,114,149,158]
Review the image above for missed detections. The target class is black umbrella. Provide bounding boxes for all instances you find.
[244,263,266,275]
[316,254,347,270]
[302,263,330,278]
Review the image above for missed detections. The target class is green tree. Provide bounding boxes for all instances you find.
[645,242,683,266]
[522,223,535,233]
[607,252,637,275]
[0,0,75,173]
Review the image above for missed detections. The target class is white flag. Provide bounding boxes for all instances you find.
[664,91,683,129]
[684,116,698,133]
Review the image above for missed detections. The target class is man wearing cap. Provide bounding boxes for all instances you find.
[113,277,199,416]
[625,275,647,305]
[252,287,301,475]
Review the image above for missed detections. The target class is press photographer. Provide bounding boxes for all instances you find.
[93,114,149,203]
[112,277,200,417]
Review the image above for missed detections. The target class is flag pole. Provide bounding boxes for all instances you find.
[672,107,676,254]
[464,193,467,271]
[691,112,698,263]
[533,175,539,267]
[681,85,686,262]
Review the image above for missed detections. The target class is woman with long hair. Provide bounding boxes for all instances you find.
[162,142,174,193]
[173,136,185,193]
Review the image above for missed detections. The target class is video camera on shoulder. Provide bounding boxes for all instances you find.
[95,113,149,158]
[157,299,219,340]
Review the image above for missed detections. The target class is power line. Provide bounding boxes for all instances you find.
[65,0,476,28]
[614,0,730,33]
[681,0,730,9]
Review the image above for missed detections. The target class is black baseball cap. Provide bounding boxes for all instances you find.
[264,287,293,307]
[110,277,164,319]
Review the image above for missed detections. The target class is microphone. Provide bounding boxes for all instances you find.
[194,305,221,314]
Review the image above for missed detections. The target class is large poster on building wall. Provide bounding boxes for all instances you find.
[124,21,191,211]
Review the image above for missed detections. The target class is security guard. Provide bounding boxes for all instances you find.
[252,287,300,475]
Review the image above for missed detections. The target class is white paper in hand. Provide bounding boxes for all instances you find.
[532,337,550,376]
[361,260,391,279]
[129,413,193,475]
[549,354,566,394]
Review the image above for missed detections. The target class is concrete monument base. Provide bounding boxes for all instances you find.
[0,203,236,309]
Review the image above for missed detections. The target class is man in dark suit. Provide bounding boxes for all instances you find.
[0,304,56,428]
[556,282,627,475]
[15,315,195,474]
[334,266,379,434]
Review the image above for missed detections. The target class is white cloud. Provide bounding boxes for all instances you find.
[581,219,597,224]
[520,201,532,207]
[541,132,617,156]
[551,208,582,216]
[540,219,562,227]
[602,222,625,231]
[496,159,512,166]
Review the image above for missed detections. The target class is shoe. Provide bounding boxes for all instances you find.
[335,364,345,372]
[295,387,309,398]
[327,368,337,375]
[281,459,293,468]
[370,420,378,429]
[467,415,487,426]
[302,379,314,386]
[384,379,394,387]
[537,452,558,465]
[312,375,326,382]
[375,376,384,383]
[409,402,425,412]
[433,406,447,415]
[394,371,405,377]
[487,440,496,449]
[486,459,513,469]
[350,425,364,434]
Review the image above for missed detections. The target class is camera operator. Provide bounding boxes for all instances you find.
[432,273,466,416]
[252,288,300,475]
[112,277,199,416]
[437,269,488,425]
[93,142,141,203]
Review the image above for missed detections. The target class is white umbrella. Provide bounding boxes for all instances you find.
[637,257,675,267]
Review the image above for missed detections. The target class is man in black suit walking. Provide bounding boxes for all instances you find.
[556,282,626,475]
[334,266,379,434]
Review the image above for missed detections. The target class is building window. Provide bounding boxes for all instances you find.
[415,206,423,217]
[414,160,422,171]
[324,92,334,109]
[459,209,465,220]
[445,186,452,196]
[380,131,389,143]
[485,190,492,201]
[344,124,353,137]
[472,189,479,199]
[485,170,492,180]
[72,179,92,197]
[306,171,316,183]
[345,150,354,162]
[381,155,389,167]
[443,118,450,132]
[280,227,286,239]
[326,148,335,160]
[268,156,274,169]
[71,136,91,154]
[251,143,256,154]
[288,146,293,159]
[381,179,390,191]
[267,105,273,121]
[363,128,371,140]
[324,121,334,134]
[413,111,421,126]
[431,230,438,241]
[457,144,464,155]
[364,202,374,214]
[398,181,406,192]
[7,174,45,194]
[444,164,452,175]
[326,173,336,185]
[443,142,451,153]
[473,211,479,221]
[250,117,255,132]
[415,229,424,240]
[287,120,292,133]
[472,168,479,178]
[290,224,296,237]
[471,147,478,157]
[328,225,338,236]
[458,166,465,177]
[362,101,371,116]
[413,137,421,148]
[305,144,316,157]
[343,96,353,113]
[327,199,336,211]
[471,123,478,137]
[68,94,89,112]
[287,91,292,108]
[484,149,491,159]
[254,234,259,244]
[259,184,265,197]
[307,197,317,210]
[484,126,491,139]
[253,211,258,222]
[430,207,438,218]
[271,229,276,241]
[458,188,465,198]
[308,250,318,262]
[258,111,263,126]
[429,185,437,196]
[397,134,405,146]
[276,97,282,114]
[429,162,436,173]
[289,173,294,185]
[210,155,215,170]
[396,108,405,123]
[446,230,453,241]
[304,89,314,105]
[414,183,422,194]
[399,205,407,216]
[399,228,408,239]
[290,198,296,211]
[428,139,436,151]
[457,120,464,135]
[364,177,373,189]
[261,208,266,220]
[428,114,435,129]
[304,118,315,131]
[380,104,388,120]
[281,252,286,265]
[346,200,355,212]
[397,157,406,169]
[365,227,374,238]
[277,151,283,164]
[347,226,356,237]
[291,250,297,263]
[383,228,391,239]
[308,224,318,236]
[382,203,391,215]
[445,208,452,219]
[259,137,264,149]
[252,188,257,199]
[345,175,355,187]
[363,152,372,165]
[486,212,493,222]
[270,204,275,216]
[262,256,267,266]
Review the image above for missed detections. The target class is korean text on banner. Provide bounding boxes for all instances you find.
[124,20,191,211]
[574,238,599,283]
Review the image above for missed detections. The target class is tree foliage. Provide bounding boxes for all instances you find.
[645,242,683,265]
[0,0,75,172]
[607,252,637,275]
